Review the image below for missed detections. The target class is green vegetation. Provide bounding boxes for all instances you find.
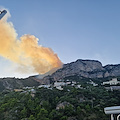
[0,83,120,120]
[0,77,39,91]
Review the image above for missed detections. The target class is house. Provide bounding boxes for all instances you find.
[89,80,98,86]
[105,86,120,91]
[76,85,82,88]
[38,84,51,89]
[103,78,120,85]
[14,89,24,92]
[56,86,63,90]
[54,81,66,87]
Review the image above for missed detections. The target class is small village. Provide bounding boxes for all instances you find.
[13,78,120,98]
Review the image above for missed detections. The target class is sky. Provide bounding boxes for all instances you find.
[0,0,120,78]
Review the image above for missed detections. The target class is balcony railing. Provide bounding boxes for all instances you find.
[104,106,120,120]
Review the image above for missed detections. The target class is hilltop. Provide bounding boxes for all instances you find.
[41,59,120,84]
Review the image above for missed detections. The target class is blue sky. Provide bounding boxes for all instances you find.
[0,0,120,77]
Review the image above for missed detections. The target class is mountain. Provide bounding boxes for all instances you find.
[1,59,120,90]
[0,77,39,91]
[41,59,120,83]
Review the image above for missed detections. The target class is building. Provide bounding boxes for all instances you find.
[103,78,120,85]
[88,80,98,86]
[56,86,63,90]
[54,81,66,87]
[14,89,24,92]
[38,84,51,89]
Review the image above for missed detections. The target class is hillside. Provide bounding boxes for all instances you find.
[1,59,120,120]
[0,84,119,120]
[1,59,120,90]
[0,77,39,91]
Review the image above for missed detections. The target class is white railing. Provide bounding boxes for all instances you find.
[104,106,120,120]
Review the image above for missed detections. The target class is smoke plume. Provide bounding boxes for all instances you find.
[0,11,63,75]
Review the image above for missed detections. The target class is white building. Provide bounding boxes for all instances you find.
[56,86,63,90]
[90,80,98,86]
[103,78,120,85]
[76,85,82,88]
[54,81,66,87]
[38,84,51,89]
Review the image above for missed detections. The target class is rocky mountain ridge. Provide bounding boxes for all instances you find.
[1,59,120,90]
[41,59,120,83]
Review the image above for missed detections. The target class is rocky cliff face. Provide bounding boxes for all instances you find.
[41,59,120,83]
[104,64,120,77]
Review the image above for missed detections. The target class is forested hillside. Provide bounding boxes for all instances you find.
[0,83,119,120]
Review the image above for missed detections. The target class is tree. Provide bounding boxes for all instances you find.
[20,107,27,118]
[28,115,36,120]
[64,105,75,116]
[60,116,68,120]
[37,108,49,120]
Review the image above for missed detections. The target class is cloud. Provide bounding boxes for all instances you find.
[0,9,63,77]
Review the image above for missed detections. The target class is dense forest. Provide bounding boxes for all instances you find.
[0,81,120,120]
